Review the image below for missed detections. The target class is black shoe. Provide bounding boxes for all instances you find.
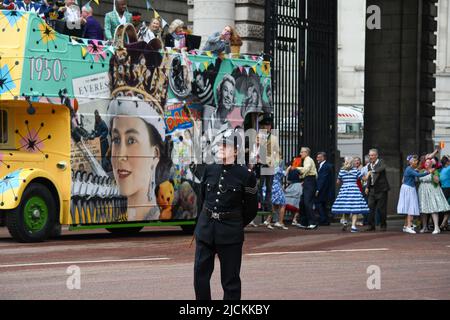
[364,226,376,232]
[319,222,330,226]
[380,225,387,232]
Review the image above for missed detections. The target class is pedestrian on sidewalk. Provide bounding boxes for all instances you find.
[285,155,303,226]
[296,147,319,230]
[418,158,450,234]
[397,155,430,234]
[194,129,258,300]
[353,156,368,226]
[438,156,450,231]
[331,157,369,232]
[268,154,288,230]
[365,149,390,232]
[315,151,333,226]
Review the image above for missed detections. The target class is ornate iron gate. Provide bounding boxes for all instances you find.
[265,0,337,165]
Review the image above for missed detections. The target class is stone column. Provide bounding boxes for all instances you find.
[192,0,236,45]
[364,0,437,213]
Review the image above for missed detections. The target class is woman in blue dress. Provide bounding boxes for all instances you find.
[397,155,430,234]
[266,155,288,230]
[332,157,370,232]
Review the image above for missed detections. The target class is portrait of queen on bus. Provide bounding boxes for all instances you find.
[107,41,172,222]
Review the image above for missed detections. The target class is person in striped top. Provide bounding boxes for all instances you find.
[331,157,370,232]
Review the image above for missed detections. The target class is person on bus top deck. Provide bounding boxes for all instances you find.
[164,19,186,50]
[194,129,258,300]
[108,38,172,222]
[104,0,132,41]
[138,17,163,45]
[202,25,240,55]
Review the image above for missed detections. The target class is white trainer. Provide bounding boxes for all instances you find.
[404,227,416,234]
[432,228,441,235]
[274,222,288,230]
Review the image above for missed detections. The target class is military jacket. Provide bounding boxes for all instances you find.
[194,164,258,245]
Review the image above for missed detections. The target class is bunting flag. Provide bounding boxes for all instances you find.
[203,61,209,70]
[206,51,213,58]
[244,67,250,75]
[239,66,244,74]
[81,47,87,58]
[195,62,201,71]
[146,0,152,10]
[262,61,271,75]
[93,0,99,5]
[161,18,168,28]
[153,9,168,28]
[252,65,257,74]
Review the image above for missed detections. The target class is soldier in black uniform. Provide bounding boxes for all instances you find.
[194,129,258,300]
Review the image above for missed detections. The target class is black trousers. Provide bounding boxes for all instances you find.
[368,191,388,228]
[300,176,318,226]
[194,240,243,300]
[258,174,274,212]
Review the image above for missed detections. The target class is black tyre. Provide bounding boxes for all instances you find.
[180,224,195,234]
[49,223,62,238]
[106,227,143,235]
[6,183,57,243]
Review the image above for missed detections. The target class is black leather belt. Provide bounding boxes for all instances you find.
[204,208,242,221]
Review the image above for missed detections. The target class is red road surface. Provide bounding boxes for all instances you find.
[0,219,449,300]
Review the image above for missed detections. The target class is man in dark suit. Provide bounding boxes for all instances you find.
[365,148,390,231]
[315,152,333,226]
[194,129,258,300]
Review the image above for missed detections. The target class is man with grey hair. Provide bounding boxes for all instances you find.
[296,147,318,229]
[365,148,390,231]
[81,3,104,40]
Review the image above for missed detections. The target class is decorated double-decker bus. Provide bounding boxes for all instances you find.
[0,10,273,242]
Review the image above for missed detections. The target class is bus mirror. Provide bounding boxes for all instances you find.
[57,161,67,170]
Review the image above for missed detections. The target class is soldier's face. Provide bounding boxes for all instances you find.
[217,144,235,163]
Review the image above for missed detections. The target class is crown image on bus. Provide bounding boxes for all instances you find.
[0,10,273,242]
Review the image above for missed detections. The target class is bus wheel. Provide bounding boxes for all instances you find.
[180,224,195,234]
[6,183,56,243]
[106,227,143,235]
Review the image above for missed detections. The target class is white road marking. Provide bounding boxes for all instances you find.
[0,257,170,268]
[246,248,389,256]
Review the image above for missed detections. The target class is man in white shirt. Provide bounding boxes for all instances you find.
[296,147,319,229]
[59,0,81,35]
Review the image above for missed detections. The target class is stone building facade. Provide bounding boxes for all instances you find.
[435,0,450,155]
[187,0,265,55]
